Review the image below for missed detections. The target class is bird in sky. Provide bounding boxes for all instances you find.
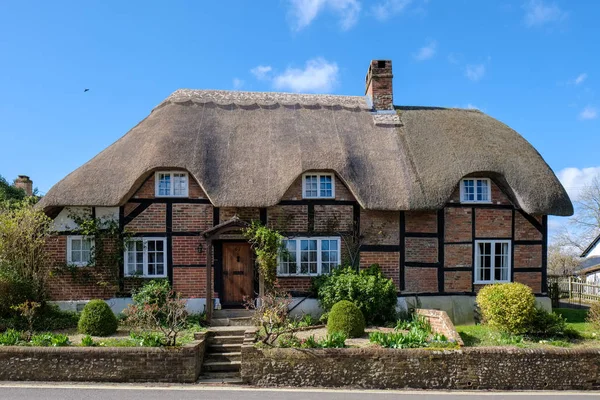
[84,88,89,92]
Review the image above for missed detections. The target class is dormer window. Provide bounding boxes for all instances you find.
[155,171,188,197]
[460,178,491,203]
[303,173,335,199]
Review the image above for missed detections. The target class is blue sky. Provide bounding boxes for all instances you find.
[0,0,597,234]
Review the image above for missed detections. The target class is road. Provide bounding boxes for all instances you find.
[0,383,598,400]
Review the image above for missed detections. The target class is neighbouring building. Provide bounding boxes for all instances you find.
[38,60,573,323]
[576,237,600,284]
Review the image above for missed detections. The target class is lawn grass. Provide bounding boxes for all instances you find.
[455,308,599,348]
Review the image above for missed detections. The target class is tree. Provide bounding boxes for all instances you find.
[547,244,580,276]
[0,202,52,301]
[0,175,26,202]
[557,175,600,253]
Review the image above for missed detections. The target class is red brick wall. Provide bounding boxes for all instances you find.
[314,205,354,232]
[360,252,400,289]
[445,208,472,242]
[220,207,260,223]
[444,244,472,268]
[173,267,206,298]
[125,203,166,232]
[45,236,118,301]
[444,271,472,292]
[405,211,437,233]
[514,244,542,269]
[172,236,205,265]
[405,238,438,263]
[515,213,543,241]
[276,277,311,293]
[404,267,438,293]
[360,210,399,245]
[173,204,213,232]
[267,205,308,231]
[514,272,542,292]
[474,209,512,238]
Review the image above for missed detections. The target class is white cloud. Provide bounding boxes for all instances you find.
[557,166,600,201]
[465,64,485,82]
[574,73,588,85]
[523,0,568,27]
[232,78,244,90]
[288,0,360,31]
[272,58,339,93]
[371,0,412,21]
[465,104,480,110]
[579,106,598,120]
[250,65,273,80]
[414,40,436,61]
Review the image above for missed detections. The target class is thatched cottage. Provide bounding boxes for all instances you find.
[39,60,572,323]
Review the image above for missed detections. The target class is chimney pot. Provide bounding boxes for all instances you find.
[365,59,394,111]
[14,175,33,196]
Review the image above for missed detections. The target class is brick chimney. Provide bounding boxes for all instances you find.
[14,175,33,196]
[365,60,394,111]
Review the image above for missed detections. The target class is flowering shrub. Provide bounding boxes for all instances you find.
[246,290,292,345]
[124,280,188,346]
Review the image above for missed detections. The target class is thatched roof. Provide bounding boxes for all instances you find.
[39,89,573,216]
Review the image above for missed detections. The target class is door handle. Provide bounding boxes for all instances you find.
[232,271,244,276]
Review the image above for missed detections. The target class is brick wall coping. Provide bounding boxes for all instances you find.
[415,308,464,346]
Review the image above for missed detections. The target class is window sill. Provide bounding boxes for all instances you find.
[155,195,189,198]
[124,275,168,279]
[460,201,493,205]
[473,280,511,285]
[67,263,93,267]
[277,274,319,278]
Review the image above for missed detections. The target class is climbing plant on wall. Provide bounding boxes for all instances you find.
[243,221,284,291]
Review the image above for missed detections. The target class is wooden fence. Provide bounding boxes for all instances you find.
[548,276,600,306]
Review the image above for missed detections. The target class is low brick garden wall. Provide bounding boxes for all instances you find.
[241,346,600,390]
[0,339,205,383]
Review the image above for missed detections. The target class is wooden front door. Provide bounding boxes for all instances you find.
[222,243,253,305]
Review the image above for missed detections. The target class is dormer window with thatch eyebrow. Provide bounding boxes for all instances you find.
[460,178,491,203]
[302,173,335,199]
[155,171,188,197]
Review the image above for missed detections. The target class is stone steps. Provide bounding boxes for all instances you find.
[204,351,241,363]
[202,360,242,372]
[201,325,251,376]
[197,371,244,384]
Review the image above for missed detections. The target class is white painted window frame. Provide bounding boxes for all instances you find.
[278,236,341,277]
[302,173,335,199]
[124,237,168,278]
[155,171,189,198]
[460,178,492,204]
[474,239,512,284]
[66,235,95,267]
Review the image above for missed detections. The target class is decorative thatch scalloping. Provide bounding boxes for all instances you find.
[38,90,573,216]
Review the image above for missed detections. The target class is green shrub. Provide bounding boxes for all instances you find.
[0,328,23,346]
[476,283,536,334]
[81,334,95,347]
[30,332,70,347]
[313,265,397,325]
[528,308,569,338]
[279,333,346,348]
[0,269,35,317]
[396,314,432,333]
[587,302,600,330]
[327,300,365,338]
[78,300,118,336]
[35,304,79,331]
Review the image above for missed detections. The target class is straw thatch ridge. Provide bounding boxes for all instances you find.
[38,89,573,216]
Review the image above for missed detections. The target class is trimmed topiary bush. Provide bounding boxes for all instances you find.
[476,283,536,335]
[312,265,397,325]
[327,300,365,338]
[78,300,118,336]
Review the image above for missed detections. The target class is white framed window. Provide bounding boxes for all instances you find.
[460,178,491,203]
[302,173,335,199]
[278,237,340,276]
[155,171,188,197]
[474,240,511,284]
[124,237,167,278]
[67,236,95,266]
